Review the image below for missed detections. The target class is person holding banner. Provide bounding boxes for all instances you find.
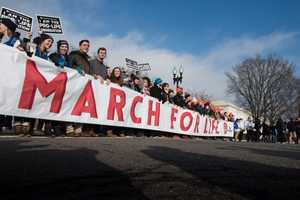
[33,33,54,60]
[49,40,69,67]
[142,77,151,95]
[0,18,22,49]
[68,40,91,75]
[110,67,124,86]
[161,83,170,104]
[67,39,97,136]
[48,40,70,136]
[150,78,163,101]
[0,18,23,134]
[90,47,109,82]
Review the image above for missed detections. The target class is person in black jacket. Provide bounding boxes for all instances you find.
[127,75,142,93]
[287,118,297,144]
[173,87,185,107]
[296,118,300,144]
[49,40,69,67]
[68,40,90,75]
[161,83,170,103]
[150,78,163,101]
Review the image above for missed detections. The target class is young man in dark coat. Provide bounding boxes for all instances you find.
[173,87,185,107]
[67,40,96,136]
[68,40,90,75]
[150,78,163,101]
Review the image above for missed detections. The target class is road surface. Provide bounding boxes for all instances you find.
[0,137,299,200]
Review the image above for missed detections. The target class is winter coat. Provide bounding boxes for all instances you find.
[68,50,90,74]
[150,85,163,102]
[49,52,68,67]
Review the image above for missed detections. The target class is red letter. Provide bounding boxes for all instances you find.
[107,87,126,121]
[193,114,200,133]
[224,122,228,134]
[204,117,210,134]
[180,111,193,132]
[211,119,219,134]
[147,100,160,126]
[130,96,143,124]
[71,80,98,118]
[18,59,67,113]
[170,107,178,129]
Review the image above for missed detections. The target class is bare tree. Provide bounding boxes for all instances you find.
[227,55,299,124]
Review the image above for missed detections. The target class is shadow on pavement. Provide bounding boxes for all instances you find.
[142,146,300,200]
[0,139,149,200]
[217,145,300,160]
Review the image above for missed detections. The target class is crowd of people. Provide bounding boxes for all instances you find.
[233,117,300,144]
[0,17,233,137]
[0,18,299,144]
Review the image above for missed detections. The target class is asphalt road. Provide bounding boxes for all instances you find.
[0,136,299,200]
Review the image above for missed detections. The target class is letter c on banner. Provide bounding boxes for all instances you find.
[130,96,143,124]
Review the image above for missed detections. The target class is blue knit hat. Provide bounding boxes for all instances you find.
[154,78,163,85]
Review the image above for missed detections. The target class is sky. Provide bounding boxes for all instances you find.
[2,0,300,102]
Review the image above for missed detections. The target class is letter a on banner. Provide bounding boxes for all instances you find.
[71,80,98,118]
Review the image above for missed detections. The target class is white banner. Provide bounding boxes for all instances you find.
[0,45,234,137]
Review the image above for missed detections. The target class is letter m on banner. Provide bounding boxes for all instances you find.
[18,59,67,113]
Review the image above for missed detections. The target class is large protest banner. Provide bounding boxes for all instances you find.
[1,7,32,32]
[0,45,234,137]
[37,15,63,34]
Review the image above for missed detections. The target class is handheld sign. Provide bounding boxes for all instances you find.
[125,58,138,70]
[1,7,32,32]
[37,15,63,34]
[138,63,151,71]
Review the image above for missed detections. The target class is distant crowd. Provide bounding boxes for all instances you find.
[233,117,300,144]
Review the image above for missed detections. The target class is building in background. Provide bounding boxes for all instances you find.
[212,100,251,120]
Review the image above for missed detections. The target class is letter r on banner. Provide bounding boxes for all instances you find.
[107,87,126,121]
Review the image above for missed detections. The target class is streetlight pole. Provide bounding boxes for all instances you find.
[172,66,183,88]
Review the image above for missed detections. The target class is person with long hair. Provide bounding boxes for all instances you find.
[110,67,124,86]
[0,18,21,49]
[33,33,54,60]
[142,77,151,95]
[161,82,170,103]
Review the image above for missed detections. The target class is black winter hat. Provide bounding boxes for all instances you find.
[57,40,69,50]
[0,18,17,32]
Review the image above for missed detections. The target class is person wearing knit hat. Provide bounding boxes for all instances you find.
[0,18,21,48]
[49,40,69,67]
[150,77,163,101]
[33,33,54,60]
[153,77,163,85]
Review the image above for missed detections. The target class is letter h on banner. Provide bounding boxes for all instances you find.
[147,100,160,126]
